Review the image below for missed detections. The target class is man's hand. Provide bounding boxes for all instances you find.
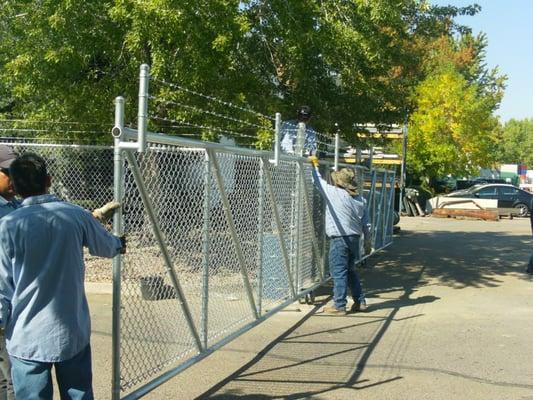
[308,155,319,168]
[93,201,120,222]
[364,240,372,255]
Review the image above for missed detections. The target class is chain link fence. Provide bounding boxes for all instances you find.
[114,131,395,398]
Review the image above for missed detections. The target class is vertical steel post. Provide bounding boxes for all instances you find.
[137,64,150,153]
[296,122,306,157]
[368,169,377,249]
[399,123,408,213]
[111,96,125,400]
[295,161,303,293]
[200,150,211,349]
[273,113,281,166]
[334,133,339,171]
[256,158,265,315]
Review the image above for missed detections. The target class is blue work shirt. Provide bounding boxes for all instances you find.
[280,120,317,155]
[312,168,371,238]
[0,194,122,362]
[0,196,20,219]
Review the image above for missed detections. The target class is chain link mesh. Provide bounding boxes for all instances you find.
[117,137,395,395]
[1,134,395,399]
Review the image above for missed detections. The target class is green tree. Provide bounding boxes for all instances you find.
[497,119,533,167]
[0,0,495,147]
[408,66,500,183]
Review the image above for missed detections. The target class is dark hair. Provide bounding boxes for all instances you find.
[9,153,49,197]
[297,105,312,120]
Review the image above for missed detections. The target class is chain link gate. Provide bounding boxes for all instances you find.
[108,65,396,399]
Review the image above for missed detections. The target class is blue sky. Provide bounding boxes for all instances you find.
[432,0,533,122]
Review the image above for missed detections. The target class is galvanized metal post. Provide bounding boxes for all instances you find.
[111,96,125,400]
[296,122,306,157]
[399,123,408,213]
[295,161,303,293]
[368,169,377,249]
[137,64,150,153]
[200,150,212,349]
[334,133,339,171]
[256,158,265,315]
[273,113,281,166]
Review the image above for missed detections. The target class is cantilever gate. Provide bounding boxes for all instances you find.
[111,66,396,399]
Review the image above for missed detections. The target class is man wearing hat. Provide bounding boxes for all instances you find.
[280,105,317,155]
[310,156,371,315]
[0,145,18,399]
[0,145,20,219]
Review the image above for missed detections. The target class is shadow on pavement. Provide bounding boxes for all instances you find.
[195,228,531,399]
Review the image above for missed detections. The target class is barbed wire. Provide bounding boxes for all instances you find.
[149,116,261,140]
[148,96,270,131]
[151,77,274,121]
[0,128,108,134]
[0,119,113,126]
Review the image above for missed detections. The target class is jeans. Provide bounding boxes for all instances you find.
[329,235,365,309]
[528,251,533,273]
[10,345,93,400]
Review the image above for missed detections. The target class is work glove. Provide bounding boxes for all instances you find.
[364,240,372,256]
[308,155,319,168]
[92,201,120,222]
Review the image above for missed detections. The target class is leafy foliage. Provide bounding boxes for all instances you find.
[0,0,507,173]
[408,67,500,180]
[496,119,533,167]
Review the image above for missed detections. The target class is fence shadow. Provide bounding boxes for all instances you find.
[195,226,531,399]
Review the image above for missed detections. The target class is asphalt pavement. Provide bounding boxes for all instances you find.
[87,216,533,399]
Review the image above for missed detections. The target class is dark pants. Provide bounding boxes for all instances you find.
[329,235,365,309]
[10,345,93,400]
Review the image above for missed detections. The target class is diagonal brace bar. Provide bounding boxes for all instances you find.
[124,151,203,352]
[208,149,259,319]
[262,160,297,298]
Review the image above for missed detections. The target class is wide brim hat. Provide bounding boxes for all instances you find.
[331,168,358,196]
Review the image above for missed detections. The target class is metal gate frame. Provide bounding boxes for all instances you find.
[111,65,396,399]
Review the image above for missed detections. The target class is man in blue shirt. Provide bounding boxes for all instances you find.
[310,156,371,315]
[0,145,18,400]
[0,153,125,399]
[280,105,317,155]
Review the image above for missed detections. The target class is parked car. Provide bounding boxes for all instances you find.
[454,178,506,191]
[446,184,533,216]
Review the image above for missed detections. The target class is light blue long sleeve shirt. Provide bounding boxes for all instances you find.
[312,168,371,238]
[0,196,20,219]
[0,194,122,362]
